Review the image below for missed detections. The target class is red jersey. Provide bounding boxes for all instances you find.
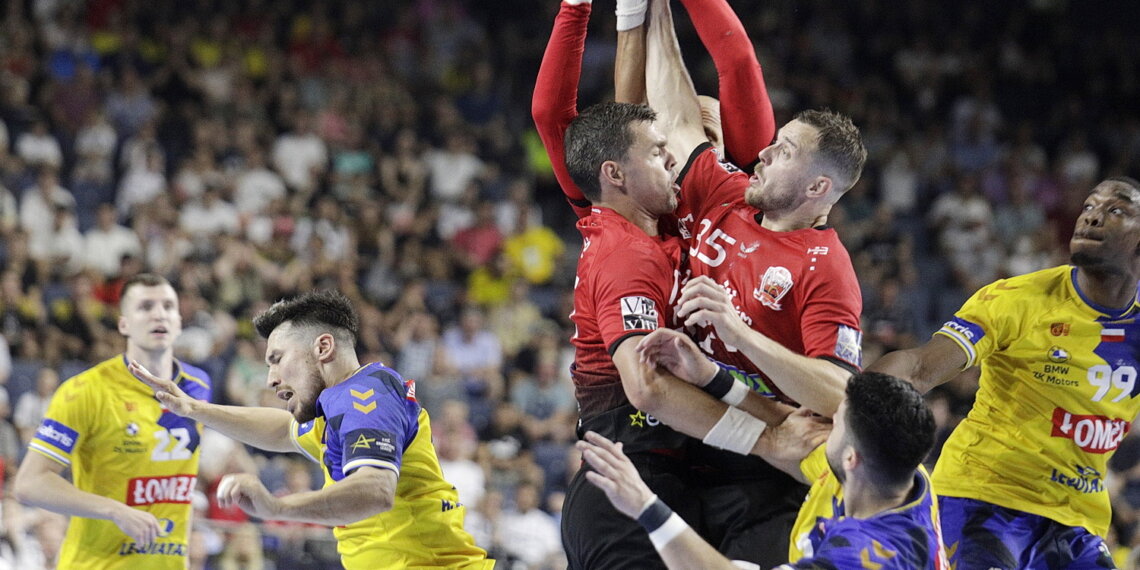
[677,144,863,400]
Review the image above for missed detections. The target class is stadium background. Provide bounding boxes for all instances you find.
[0,0,1139,567]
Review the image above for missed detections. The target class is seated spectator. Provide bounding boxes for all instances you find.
[84,203,143,278]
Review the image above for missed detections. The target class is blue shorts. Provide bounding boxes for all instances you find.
[939,496,1115,569]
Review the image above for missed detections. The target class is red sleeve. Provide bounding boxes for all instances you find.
[798,236,864,369]
[675,143,749,225]
[678,0,775,168]
[594,241,675,353]
[532,2,593,219]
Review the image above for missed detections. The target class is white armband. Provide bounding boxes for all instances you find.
[648,513,688,549]
[702,406,766,455]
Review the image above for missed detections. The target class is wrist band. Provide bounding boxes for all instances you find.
[703,368,749,407]
[636,497,673,533]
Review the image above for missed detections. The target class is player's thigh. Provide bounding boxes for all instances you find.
[940,496,1034,569]
[1022,523,1116,570]
[562,460,694,570]
[699,479,806,567]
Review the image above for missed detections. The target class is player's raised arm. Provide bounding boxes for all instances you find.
[644,0,708,166]
[615,0,648,104]
[676,0,774,167]
[532,0,594,218]
[131,360,296,453]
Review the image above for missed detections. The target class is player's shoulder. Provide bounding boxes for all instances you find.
[58,356,125,394]
[972,265,1071,308]
[578,209,673,262]
[329,363,408,403]
[176,360,212,400]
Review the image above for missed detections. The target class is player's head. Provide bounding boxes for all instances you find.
[118,273,181,353]
[747,109,866,214]
[564,102,678,214]
[697,95,724,155]
[826,371,934,489]
[254,290,359,422]
[1070,177,1140,273]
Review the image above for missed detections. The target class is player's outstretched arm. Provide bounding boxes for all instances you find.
[216,467,396,526]
[532,0,594,218]
[615,0,647,104]
[644,0,708,164]
[676,276,849,417]
[14,452,163,546]
[866,334,969,394]
[676,0,775,166]
[578,430,739,570]
[130,361,295,453]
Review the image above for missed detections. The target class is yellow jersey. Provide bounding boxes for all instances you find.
[290,362,492,569]
[933,265,1140,536]
[29,355,211,569]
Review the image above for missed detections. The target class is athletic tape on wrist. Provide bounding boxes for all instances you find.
[702,406,766,455]
[615,0,647,31]
[648,513,688,550]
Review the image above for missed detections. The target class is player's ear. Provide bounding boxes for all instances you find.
[314,333,336,363]
[807,176,832,198]
[118,315,129,336]
[601,160,624,189]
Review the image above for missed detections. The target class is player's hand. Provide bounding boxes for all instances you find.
[110,504,163,547]
[216,474,282,520]
[577,431,655,520]
[636,329,718,386]
[761,408,831,464]
[676,276,751,348]
[128,360,198,417]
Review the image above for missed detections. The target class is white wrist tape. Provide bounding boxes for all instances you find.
[615,0,647,31]
[722,380,749,407]
[564,0,592,5]
[648,513,688,549]
[702,406,766,455]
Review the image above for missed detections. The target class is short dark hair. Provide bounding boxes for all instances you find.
[120,273,172,309]
[564,102,657,202]
[794,109,867,193]
[844,371,934,487]
[253,290,359,347]
[1107,176,1140,192]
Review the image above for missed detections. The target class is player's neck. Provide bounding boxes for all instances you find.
[1075,267,1139,311]
[323,355,364,389]
[842,477,913,519]
[598,199,659,237]
[125,346,175,381]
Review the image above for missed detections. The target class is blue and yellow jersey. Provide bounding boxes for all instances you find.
[786,445,947,568]
[290,362,492,570]
[29,355,211,569]
[932,265,1140,537]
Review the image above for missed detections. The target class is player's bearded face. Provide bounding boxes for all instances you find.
[745,121,818,213]
[291,368,324,423]
[623,121,678,215]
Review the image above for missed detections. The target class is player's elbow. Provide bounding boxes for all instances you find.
[624,371,667,416]
[12,464,43,505]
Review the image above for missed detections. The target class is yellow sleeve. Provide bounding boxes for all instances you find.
[290,418,323,464]
[798,444,830,483]
[28,378,94,467]
[933,278,1024,368]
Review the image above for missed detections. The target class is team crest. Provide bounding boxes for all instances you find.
[1048,346,1070,363]
[754,266,794,310]
[620,296,659,331]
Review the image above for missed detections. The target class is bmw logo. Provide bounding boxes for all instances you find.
[157,518,175,537]
[125,422,139,437]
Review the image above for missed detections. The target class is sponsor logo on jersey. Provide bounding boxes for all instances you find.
[1050,464,1104,494]
[1047,346,1070,363]
[35,419,78,453]
[620,296,659,331]
[806,246,829,256]
[404,379,417,401]
[118,541,186,556]
[157,518,175,537]
[125,422,139,437]
[1050,407,1130,453]
[628,410,660,428]
[1050,323,1071,337]
[346,429,397,459]
[834,325,863,367]
[126,475,196,506]
[754,266,793,310]
[941,317,984,343]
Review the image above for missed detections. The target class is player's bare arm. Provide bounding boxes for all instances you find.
[644,0,707,162]
[130,360,295,453]
[14,452,163,546]
[865,334,970,394]
[216,466,396,526]
[677,276,849,416]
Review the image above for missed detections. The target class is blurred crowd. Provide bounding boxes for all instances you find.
[0,0,1138,568]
